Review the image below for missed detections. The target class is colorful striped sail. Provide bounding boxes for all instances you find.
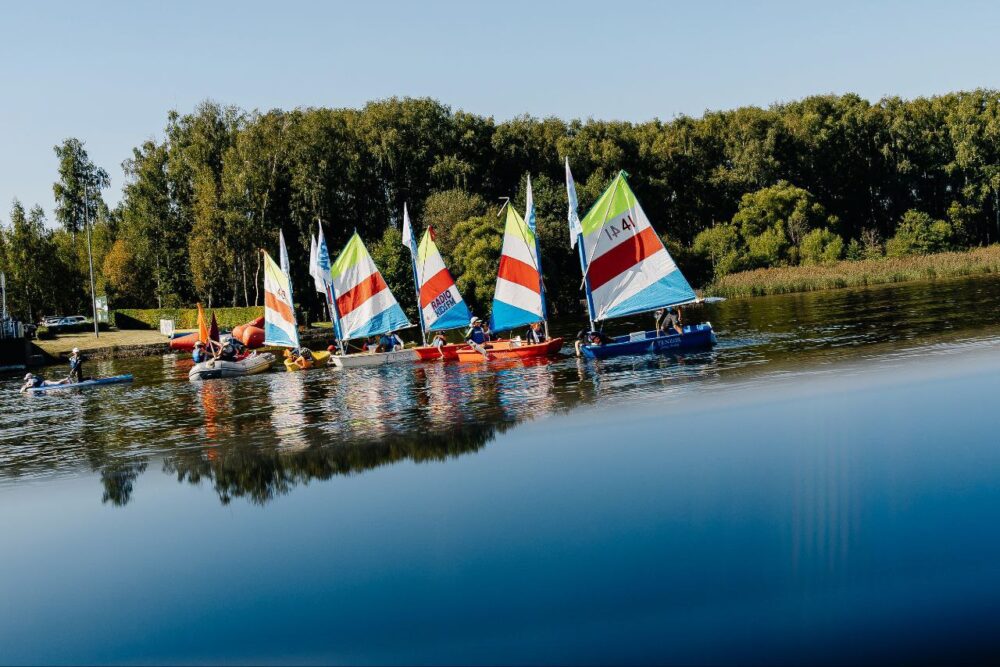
[330,232,411,340]
[490,204,544,332]
[579,172,696,321]
[263,250,300,348]
[415,228,472,331]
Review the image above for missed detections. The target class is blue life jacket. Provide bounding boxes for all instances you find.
[379,334,395,350]
[192,349,208,363]
[468,326,487,345]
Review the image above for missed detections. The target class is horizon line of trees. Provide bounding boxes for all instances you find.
[4,90,1000,324]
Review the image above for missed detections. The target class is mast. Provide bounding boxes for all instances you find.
[402,204,427,345]
[525,174,549,339]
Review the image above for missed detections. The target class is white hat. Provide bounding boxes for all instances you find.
[470,317,481,326]
[71,347,80,354]
[194,341,205,347]
[24,373,33,381]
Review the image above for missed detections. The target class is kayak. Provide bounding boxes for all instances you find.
[26,374,134,393]
[188,352,275,381]
[456,337,563,362]
[330,348,416,368]
[282,349,332,371]
[413,343,464,361]
[578,323,715,360]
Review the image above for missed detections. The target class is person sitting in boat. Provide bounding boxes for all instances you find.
[68,347,85,383]
[525,322,545,345]
[377,331,404,352]
[192,341,210,364]
[655,307,683,336]
[430,333,448,357]
[466,317,490,345]
[285,347,315,369]
[465,317,491,360]
[575,329,611,356]
[217,339,240,362]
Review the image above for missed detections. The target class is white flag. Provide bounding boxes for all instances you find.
[315,222,333,284]
[401,203,417,256]
[525,174,537,233]
[309,233,323,292]
[566,157,582,248]
[279,229,291,278]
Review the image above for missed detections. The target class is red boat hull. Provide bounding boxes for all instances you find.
[414,343,464,361]
[456,337,563,362]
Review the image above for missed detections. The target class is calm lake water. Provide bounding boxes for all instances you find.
[4,276,1000,664]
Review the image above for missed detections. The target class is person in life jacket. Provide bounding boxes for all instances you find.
[465,317,491,360]
[378,331,404,352]
[192,341,210,364]
[68,347,85,382]
[524,321,545,344]
[574,329,611,356]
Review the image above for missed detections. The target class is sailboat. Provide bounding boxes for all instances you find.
[570,169,716,359]
[456,190,563,362]
[327,231,416,368]
[265,231,330,371]
[400,204,475,361]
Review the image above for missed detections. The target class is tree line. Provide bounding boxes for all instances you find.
[4,90,1000,323]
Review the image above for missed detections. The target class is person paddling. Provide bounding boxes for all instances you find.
[68,347,85,383]
[465,317,491,360]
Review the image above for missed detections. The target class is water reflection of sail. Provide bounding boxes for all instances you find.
[494,358,558,423]
[200,380,232,448]
[268,373,309,451]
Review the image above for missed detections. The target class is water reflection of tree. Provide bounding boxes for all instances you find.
[161,422,504,505]
[4,352,604,507]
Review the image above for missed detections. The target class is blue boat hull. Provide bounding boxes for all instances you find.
[28,374,134,393]
[580,324,715,360]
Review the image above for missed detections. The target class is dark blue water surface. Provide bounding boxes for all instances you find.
[4,277,1000,664]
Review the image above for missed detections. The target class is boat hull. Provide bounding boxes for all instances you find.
[282,349,332,371]
[413,343,463,361]
[188,352,275,380]
[330,348,417,368]
[456,337,563,362]
[580,324,715,360]
[27,374,134,393]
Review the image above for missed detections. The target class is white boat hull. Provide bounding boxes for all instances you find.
[188,352,275,380]
[330,349,417,368]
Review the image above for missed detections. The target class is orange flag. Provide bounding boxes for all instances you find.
[197,303,209,343]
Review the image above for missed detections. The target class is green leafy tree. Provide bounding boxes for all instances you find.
[886,210,954,256]
[450,215,502,315]
[693,224,743,279]
[799,228,845,265]
[52,138,110,235]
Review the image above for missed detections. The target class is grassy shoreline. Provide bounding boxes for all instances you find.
[705,245,1000,298]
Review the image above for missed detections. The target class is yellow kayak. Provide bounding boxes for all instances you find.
[282,349,331,372]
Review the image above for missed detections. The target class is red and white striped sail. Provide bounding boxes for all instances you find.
[490,205,544,332]
[579,172,696,321]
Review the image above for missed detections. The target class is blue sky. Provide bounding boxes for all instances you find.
[2,0,999,222]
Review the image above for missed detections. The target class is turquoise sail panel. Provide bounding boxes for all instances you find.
[602,271,697,321]
[490,300,541,333]
[428,299,472,332]
[345,303,411,340]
